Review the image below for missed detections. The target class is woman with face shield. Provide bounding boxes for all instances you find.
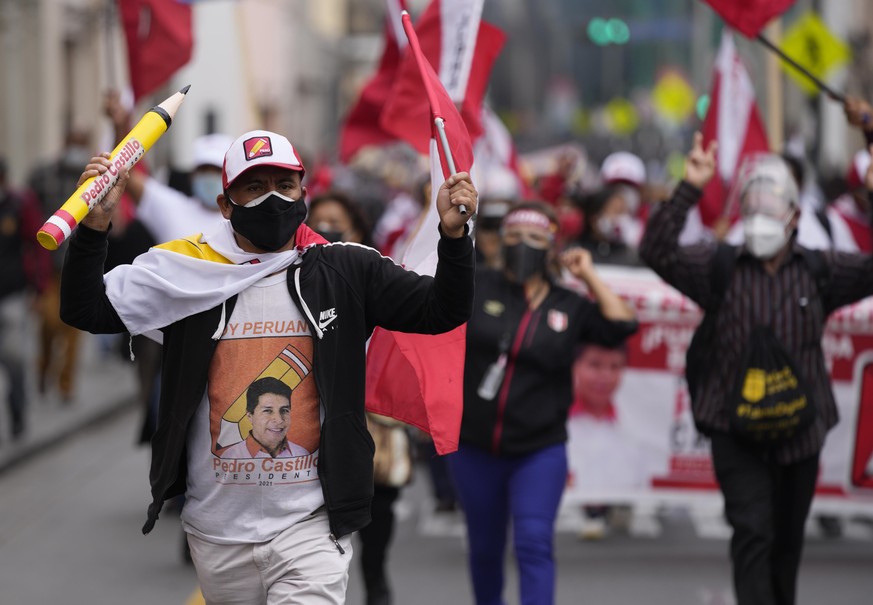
[448,201,637,605]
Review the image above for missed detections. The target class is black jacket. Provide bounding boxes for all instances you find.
[60,224,474,538]
[461,268,638,456]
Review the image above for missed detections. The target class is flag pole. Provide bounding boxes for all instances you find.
[401,10,468,214]
[763,21,784,151]
[755,33,845,102]
[434,117,467,215]
[434,118,456,174]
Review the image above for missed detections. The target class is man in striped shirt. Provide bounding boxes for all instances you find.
[640,133,873,605]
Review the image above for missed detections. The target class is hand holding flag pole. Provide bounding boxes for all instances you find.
[400,10,467,214]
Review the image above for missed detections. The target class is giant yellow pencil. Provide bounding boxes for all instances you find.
[36,85,191,250]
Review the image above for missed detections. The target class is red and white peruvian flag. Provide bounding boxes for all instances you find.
[380,0,505,155]
[365,11,475,456]
[338,0,407,162]
[699,31,770,227]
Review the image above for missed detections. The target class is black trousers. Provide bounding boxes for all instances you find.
[711,433,819,605]
[358,485,401,605]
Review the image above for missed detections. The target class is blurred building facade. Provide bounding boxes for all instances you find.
[0,0,381,186]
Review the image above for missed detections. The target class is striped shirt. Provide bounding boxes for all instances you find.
[640,182,873,464]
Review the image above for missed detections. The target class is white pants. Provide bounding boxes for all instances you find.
[186,508,353,605]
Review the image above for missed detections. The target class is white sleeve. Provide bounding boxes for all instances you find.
[136,178,196,244]
[796,208,832,251]
[677,205,714,246]
[826,208,861,253]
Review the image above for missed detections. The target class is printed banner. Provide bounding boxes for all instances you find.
[564,265,873,512]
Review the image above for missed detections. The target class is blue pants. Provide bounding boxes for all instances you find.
[447,443,567,605]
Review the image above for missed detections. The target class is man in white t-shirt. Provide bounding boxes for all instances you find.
[60,128,478,604]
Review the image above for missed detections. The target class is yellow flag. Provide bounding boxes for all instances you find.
[780,11,851,96]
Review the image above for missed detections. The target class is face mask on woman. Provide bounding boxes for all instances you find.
[312,222,346,243]
[227,191,307,252]
[743,213,791,259]
[502,242,548,283]
[191,172,224,209]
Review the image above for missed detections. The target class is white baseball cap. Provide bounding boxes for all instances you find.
[192,133,234,170]
[222,129,306,189]
[600,151,646,187]
[477,164,521,201]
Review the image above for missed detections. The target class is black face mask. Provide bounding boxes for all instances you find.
[502,243,548,283]
[315,229,344,243]
[228,191,307,252]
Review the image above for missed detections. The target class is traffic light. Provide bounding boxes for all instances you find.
[587,17,630,46]
[696,94,711,120]
[605,19,630,45]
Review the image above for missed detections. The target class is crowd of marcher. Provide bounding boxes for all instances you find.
[2,90,873,605]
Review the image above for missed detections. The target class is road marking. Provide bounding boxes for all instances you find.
[185,588,205,605]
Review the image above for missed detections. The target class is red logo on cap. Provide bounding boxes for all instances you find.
[243,137,273,161]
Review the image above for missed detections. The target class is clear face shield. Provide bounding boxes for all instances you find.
[734,155,799,259]
[733,154,799,217]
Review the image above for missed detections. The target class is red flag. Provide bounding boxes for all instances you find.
[380,0,505,156]
[699,32,770,227]
[702,0,796,38]
[119,0,193,101]
[338,0,407,162]
[365,13,476,455]
[365,137,468,455]
[394,10,474,177]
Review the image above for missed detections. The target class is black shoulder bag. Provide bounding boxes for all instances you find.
[728,249,830,442]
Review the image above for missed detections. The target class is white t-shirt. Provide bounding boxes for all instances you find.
[138,178,227,244]
[181,270,324,544]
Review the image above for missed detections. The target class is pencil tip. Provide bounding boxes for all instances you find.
[180,84,191,95]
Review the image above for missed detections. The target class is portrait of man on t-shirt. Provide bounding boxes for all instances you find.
[221,377,310,459]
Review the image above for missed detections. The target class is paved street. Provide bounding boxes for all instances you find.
[0,326,872,605]
[2,394,873,605]
[0,304,138,472]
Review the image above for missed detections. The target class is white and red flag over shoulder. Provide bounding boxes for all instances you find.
[118,0,193,101]
[338,0,408,162]
[698,31,770,227]
[380,0,505,154]
[365,10,475,455]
